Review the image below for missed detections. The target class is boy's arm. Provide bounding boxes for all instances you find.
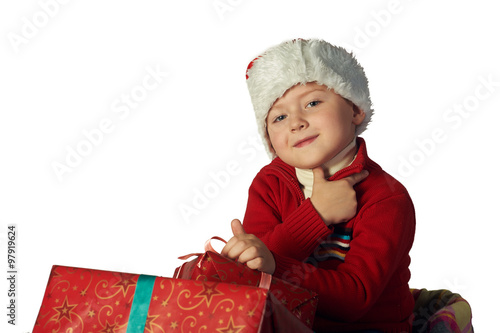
[242,169,368,262]
[272,193,415,322]
[242,171,332,262]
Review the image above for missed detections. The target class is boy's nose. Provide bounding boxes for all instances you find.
[290,115,307,132]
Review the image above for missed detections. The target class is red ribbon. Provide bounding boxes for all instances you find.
[176,236,272,290]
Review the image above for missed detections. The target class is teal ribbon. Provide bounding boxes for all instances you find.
[126,274,156,332]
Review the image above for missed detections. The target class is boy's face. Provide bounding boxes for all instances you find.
[266,82,365,169]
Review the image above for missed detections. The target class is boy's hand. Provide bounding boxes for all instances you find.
[221,219,276,275]
[310,168,369,226]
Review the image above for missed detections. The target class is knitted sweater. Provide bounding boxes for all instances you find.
[242,138,415,332]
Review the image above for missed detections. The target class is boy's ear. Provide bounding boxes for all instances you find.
[352,104,366,126]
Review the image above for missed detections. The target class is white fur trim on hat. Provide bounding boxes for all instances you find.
[246,38,373,159]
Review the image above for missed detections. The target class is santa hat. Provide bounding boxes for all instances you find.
[245,38,373,159]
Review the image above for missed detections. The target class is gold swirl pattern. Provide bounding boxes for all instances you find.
[33,265,138,333]
[197,324,208,332]
[181,315,197,332]
[94,272,137,300]
[50,279,70,295]
[34,260,316,333]
[147,276,267,332]
[175,250,319,329]
[211,298,235,314]
[77,269,93,298]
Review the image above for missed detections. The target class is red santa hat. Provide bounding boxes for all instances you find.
[246,38,373,159]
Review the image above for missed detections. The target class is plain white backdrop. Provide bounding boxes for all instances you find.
[1,0,499,331]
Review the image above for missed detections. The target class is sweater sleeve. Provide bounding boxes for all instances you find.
[272,193,415,322]
[242,171,332,262]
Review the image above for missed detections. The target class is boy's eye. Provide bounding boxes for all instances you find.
[307,100,321,108]
[274,115,287,122]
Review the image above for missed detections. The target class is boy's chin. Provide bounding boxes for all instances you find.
[277,152,333,170]
[289,161,324,170]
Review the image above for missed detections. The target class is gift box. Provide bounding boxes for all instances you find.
[33,265,311,333]
[174,237,318,329]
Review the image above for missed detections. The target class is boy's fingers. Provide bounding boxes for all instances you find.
[344,170,369,186]
[245,257,264,271]
[235,246,259,265]
[312,167,326,184]
[221,220,245,257]
[221,236,246,259]
[231,219,246,236]
[220,237,235,257]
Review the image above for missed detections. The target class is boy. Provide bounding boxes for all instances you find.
[221,39,415,332]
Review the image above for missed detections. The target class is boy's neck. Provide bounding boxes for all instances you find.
[295,137,358,199]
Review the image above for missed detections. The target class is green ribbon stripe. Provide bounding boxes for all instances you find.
[126,274,156,332]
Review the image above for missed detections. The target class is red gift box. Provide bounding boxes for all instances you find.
[174,237,318,330]
[33,265,310,333]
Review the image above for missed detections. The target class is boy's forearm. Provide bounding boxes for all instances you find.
[243,187,331,262]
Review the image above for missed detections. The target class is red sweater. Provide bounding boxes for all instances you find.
[242,138,415,332]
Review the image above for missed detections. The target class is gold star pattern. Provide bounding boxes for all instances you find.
[170,321,178,329]
[53,296,77,322]
[99,321,117,333]
[194,282,224,306]
[216,316,245,333]
[49,268,62,280]
[111,273,137,296]
[88,309,95,318]
[144,314,159,332]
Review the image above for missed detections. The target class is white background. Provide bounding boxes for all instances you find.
[1,0,499,331]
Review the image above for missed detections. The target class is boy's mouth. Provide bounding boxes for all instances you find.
[293,135,318,148]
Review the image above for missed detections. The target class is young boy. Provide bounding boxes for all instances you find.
[221,39,416,332]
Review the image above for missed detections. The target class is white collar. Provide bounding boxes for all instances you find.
[295,137,358,199]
